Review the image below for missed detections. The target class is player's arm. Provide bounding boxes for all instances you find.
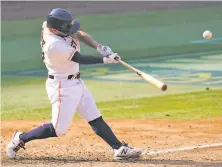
[71,51,120,64]
[47,41,120,65]
[72,29,99,49]
[72,29,114,57]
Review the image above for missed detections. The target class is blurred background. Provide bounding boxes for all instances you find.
[1,1,222,119]
[2,1,222,71]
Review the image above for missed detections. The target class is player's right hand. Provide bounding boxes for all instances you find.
[103,53,121,64]
[97,45,113,57]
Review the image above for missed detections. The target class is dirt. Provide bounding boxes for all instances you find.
[1,118,222,167]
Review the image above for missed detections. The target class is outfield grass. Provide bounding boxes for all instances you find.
[99,89,222,120]
[2,80,221,120]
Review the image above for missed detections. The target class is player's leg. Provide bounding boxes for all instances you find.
[18,95,80,142]
[76,80,142,159]
[6,122,57,159]
[76,81,122,149]
[6,80,83,158]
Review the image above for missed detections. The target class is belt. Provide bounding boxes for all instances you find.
[48,73,80,80]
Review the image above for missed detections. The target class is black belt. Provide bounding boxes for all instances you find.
[48,73,80,80]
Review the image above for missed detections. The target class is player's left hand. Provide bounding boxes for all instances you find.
[97,45,113,56]
[103,53,121,64]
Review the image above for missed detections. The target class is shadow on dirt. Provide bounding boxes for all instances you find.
[3,157,222,167]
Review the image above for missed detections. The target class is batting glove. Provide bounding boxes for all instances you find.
[103,53,121,64]
[97,45,113,56]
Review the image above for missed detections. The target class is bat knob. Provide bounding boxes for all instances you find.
[161,84,167,91]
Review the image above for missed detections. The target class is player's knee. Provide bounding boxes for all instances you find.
[52,124,68,136]
[55,129,66,136]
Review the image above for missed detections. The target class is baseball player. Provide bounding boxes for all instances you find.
[6,8,142,160]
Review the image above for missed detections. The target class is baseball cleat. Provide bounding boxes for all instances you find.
[114,142,142,160]
[6,131,25,159]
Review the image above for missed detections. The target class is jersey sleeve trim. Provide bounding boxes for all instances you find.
[68,49,77,61]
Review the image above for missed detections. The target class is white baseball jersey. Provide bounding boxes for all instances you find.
[41,21,101,136]
[41,21,80,77]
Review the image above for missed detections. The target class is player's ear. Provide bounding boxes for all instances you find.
[49,28,58,34]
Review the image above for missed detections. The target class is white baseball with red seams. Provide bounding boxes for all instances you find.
[41,21,101,136]
[203,30,212,39]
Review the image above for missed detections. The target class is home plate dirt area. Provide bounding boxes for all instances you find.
[1,118,222,167]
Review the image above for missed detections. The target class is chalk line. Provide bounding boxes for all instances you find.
[143,142,222,156]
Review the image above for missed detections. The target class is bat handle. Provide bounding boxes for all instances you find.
[114,56,120,61]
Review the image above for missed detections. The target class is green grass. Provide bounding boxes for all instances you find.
[2,8,222,121]
[2,43,222,71]
[99,89,222,119]
[2,79,221,120]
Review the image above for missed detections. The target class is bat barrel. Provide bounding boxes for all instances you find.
[117,59,168,91]
[161,84,167,91]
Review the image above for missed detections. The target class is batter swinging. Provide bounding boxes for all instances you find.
[6,8,142,160]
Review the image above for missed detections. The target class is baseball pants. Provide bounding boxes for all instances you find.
[46,77,101,136]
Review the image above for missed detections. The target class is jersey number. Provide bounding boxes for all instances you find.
[41,34,77,60]
[70,39,77,49]
[41,31,45,60]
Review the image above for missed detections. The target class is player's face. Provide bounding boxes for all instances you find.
[50,28,67,37]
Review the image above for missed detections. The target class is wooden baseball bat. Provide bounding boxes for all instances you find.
[117,59,167,91]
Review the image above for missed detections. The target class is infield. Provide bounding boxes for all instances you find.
[2,118,222,167]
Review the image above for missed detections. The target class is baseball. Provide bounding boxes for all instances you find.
[203,30,212,39]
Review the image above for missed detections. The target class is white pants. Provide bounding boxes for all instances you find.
[46,78,101,136]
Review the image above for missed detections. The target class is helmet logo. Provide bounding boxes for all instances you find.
[71,19,75,26]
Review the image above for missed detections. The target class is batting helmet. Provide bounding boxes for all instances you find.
[47,8,80,36]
